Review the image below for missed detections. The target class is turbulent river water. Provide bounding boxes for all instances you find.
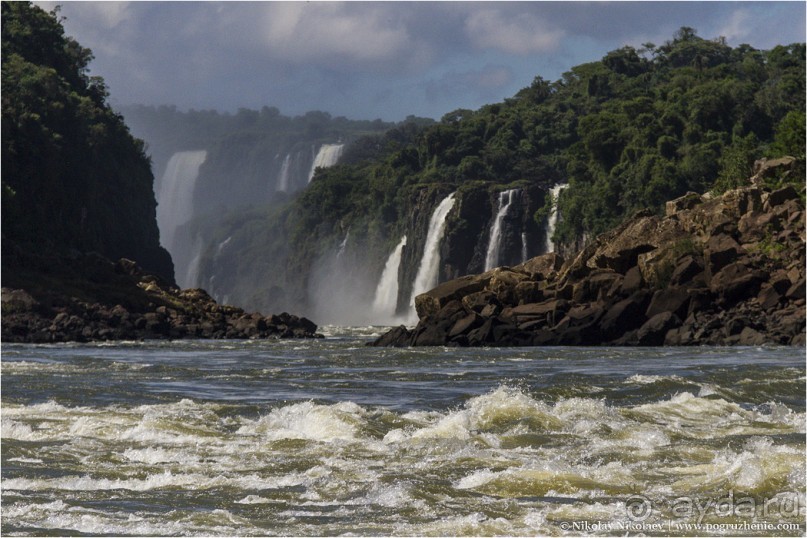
[2,327,805,536]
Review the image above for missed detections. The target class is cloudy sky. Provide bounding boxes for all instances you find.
[37,1,806,121]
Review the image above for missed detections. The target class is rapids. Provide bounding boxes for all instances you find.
[2,334,804,536]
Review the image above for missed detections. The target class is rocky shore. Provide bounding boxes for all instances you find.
[372,179,806,347]
[2,254,320,343]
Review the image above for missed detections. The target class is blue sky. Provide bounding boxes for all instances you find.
[38,1,807,121]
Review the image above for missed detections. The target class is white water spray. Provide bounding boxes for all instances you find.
[543,183,568,254]
[155,150,207,255]
[308,144,344,183]
[372,236,407,321]
[408,193,456,320]
[182,235,205,289]
[484,189,520,270]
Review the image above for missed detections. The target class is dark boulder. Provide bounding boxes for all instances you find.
[637,312,681,346]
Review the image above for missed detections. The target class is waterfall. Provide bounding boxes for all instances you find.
[335,232,349,262]
[276,154,291,192]
[372,235,407,321]
[521,232,528,263]
[155,150,207,255]
[484,188,520,271]
[216,236,232,256]
[543,183,568,254]
[308,144,344,183]
[182,235,205,289]
[408,193,457,319]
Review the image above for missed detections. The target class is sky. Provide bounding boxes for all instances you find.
[36,1,807,122]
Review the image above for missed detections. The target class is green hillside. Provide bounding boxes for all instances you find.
[2,1,173,282]
[196,28,805,320]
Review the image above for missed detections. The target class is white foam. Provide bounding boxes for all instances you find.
[2,469,305,492]
[1,418,39,440]
[236,495,272,504]
[238,401,366,441]
[626,374,684,385]
[7,457,44,464]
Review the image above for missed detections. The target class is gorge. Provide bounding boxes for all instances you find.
[7,3,802,345]
[130,32,803,333]
[2,4,804,536]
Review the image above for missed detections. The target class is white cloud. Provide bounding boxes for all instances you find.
[256,3,418,65]
[89,2,131,29]
[717,8,753,44]
[464,9,564,55]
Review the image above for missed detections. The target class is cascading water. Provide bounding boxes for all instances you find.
[543,183,568,254]
[182,235,205,289]
[308,144,344,183]
[154,150,207,255]
[335,232,349,262]
[216,236,232,256]
[408,193,457,321]
[484,189,520,271]
[372,236,407,322]
[521,232,528,263]
[276,154,291,192]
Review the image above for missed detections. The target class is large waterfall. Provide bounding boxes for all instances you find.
[155,150,207,258]
[484,189,520,271]
[308,144,344,183]
[543,183,568,254]
[372,236,407,322]
[408,193,457,320]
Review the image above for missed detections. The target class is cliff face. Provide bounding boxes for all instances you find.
[0,4,325,344]
[372,176,806,347]
[192,178,555,324]
[1,2,173,283]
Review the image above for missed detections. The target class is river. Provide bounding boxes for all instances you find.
[2,327,804,536]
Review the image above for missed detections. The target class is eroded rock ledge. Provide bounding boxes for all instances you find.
[372,182,806,347]
[2,254,320,343]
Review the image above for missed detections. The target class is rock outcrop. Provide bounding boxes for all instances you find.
[2,254,320,343]
[371,181,806,347]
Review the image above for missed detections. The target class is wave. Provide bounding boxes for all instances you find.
[3,385,804,535]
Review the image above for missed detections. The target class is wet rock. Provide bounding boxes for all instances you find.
[513,252,564,278]
[600,292,650,341]
[709,262,768,305]
[414,274,488,319]
[619,266,645,296]
[757,285,782,311]
[666,192,703,216]
[705,234,744,276]
[449,312,483,338]
[785,278,806,301]
[2,254,322,343]
[372,178,805,348]
[637,312,681,346]
[763,184,799,209]
[646,287,691,320]
[670,255,704,286]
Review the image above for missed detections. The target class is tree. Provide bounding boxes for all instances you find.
[2,1,173,280]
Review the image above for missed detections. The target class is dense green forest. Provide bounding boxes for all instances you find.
[301,28,805,246]
[1,2,173,281]
[2,1,803,325]
[195,28,804,319]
